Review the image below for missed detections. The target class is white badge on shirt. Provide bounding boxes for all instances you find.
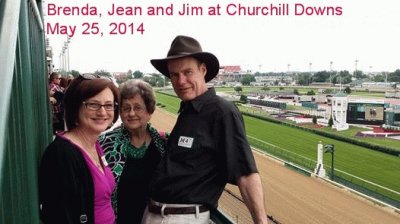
[101,155,108,166]
[178,136,194,148]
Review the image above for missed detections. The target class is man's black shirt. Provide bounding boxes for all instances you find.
[150,88,257,208]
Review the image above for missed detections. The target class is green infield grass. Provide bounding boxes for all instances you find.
[156,92,181,114]
[243,115,400,198]
[237,105,400,151]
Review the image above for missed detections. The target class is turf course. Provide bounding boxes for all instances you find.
[156,92,181,113]
[244,115,400,193]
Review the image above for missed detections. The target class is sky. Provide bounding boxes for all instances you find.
[43,0,400,74]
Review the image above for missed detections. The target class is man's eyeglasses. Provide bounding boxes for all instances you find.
[83,101,117,111]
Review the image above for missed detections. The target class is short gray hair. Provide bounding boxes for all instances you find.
[119,79,156,114]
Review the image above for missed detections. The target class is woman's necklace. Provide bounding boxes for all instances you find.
[125,132,150,159]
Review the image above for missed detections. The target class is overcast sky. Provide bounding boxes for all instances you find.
[44,0,400,74]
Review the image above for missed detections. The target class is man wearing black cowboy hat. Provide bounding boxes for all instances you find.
[143,35,268,224]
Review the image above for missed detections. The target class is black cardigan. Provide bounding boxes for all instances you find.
[39,136,94,224]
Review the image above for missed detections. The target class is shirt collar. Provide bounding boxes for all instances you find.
[178,87,216,113]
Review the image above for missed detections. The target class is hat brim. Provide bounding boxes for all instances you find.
[151,52,219,83]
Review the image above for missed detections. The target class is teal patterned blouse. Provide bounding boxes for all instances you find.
[98,123,168,214]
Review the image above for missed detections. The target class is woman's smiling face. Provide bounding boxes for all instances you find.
[120,95,151,132]
[78,87,115,134]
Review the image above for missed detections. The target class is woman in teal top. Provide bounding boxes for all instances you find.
[99,79,167,224]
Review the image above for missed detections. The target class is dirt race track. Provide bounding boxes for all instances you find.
[150,109,400,224]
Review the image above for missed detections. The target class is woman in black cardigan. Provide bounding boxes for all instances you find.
[39,74,120,224]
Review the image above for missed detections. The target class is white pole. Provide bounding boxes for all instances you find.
[330,61,333,85]
[67,37,71,72]
[314,141,326,177]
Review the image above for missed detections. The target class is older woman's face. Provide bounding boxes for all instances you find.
[78,88,115,134]
[120,95,151,132]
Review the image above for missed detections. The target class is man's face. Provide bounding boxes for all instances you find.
[167,57,208,101]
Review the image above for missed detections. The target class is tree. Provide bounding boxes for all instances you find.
[240,94,247,102]
[241,74,256,85]
[328,116,333,127]
[154,75,166,87]
[388,69,400,82]
[306,90,315,95]
[313,71,330,82]
[143,73,165,87]
[293,89,300,95]
[127,69,133,79]
[297,72,312,86]
[324,88,334,94]
[353,70,366,79]
[332,70,352,84]
[373,74,385,82]
[312,115,317,124]
[94,69,111,77]
[133,70,143,79]
[344,86,351,94]
[234,86,242,93]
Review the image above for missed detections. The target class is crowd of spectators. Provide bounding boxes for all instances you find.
[48,72,74,133]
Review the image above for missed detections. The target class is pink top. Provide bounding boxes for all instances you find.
[80,142,116,224]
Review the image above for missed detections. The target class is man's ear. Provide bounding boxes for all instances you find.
[200,63,207,77]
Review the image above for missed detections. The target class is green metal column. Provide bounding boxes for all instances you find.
[0,0,52,223]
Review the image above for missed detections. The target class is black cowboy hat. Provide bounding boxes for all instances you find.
[151,35,220,82]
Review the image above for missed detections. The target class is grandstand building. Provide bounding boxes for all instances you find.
[217,65,248,82]
[361,82,396,89]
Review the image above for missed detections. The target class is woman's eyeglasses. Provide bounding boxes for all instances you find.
[83,101,118,111]
[121,105,145,113]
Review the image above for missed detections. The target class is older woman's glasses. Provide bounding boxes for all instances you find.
[83,101,117,111]
[122,105,144,113]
